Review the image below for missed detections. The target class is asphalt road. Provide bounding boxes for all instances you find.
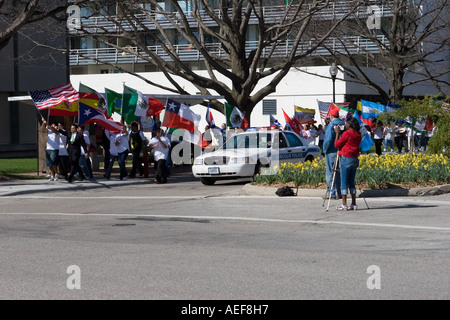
[0,171,449,304]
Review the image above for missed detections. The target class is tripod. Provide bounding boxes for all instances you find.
[323,154,369,212]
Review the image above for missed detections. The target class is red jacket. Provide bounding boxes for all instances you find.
[335,129,362,158]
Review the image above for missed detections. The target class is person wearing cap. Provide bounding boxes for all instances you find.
[322,112,345,200]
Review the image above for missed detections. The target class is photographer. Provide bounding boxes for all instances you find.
[334,116,362,211]
[323,112,345,200]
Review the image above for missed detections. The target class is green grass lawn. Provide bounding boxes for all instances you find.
[0,157,39,178]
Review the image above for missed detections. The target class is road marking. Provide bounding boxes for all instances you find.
[1,212,450,232]
[3,194,450,206]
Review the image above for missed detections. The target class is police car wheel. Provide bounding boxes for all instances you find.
[200,177,216,185]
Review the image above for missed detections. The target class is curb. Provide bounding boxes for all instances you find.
[242,183,450,197]
[0,178,150,197]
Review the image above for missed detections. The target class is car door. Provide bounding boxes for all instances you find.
[270,131,291,166]
[283,131,309,164]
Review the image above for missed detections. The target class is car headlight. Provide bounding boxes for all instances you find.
[194,158,204,165]
[229,157,255,164]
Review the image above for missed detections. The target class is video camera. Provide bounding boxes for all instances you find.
[333,124,346,138]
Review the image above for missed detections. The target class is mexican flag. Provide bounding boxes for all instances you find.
[225,103,248,129]
[413,116,434,134]
[327,102,355,119]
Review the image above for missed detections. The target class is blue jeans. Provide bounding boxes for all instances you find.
[340,156,359,196]
[79,155,93,178]
[384,139,393,151]
[325,152,341,197]
[118,151,129,179]
[105,155,118,178]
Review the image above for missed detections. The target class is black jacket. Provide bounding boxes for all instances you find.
[68,132,88,154]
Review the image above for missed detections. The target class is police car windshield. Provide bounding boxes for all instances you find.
[223,133,272,149]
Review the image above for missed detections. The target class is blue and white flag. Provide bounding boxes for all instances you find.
[360,132,374,152]
[360,100,386,120]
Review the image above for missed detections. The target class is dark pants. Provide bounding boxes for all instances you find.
[394,136,403,153]
[58,155,69,178]
[129,149,143,177]
[105,155,118,179]
[68,150,85,181]
[374,139,383,156]
[103,148,110,171]
[156,159,168,183]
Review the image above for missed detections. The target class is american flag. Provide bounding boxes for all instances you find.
[317,101,331,120]
[28,83,79,110]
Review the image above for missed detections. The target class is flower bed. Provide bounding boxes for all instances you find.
[252,153,450,189]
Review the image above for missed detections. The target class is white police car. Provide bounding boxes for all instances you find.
[192,129,321,185]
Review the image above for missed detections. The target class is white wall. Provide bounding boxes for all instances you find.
[71,66,341,129]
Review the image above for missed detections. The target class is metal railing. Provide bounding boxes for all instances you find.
[69,35,389,66]
[74,3,394,33]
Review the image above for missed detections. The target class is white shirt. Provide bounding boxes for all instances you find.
[304,129,316,146]
[81,130,90,155]
[384,127,393,140]
[46,129,60,150]
[58,132,68,156]
[373,126,383,139]
[115,133,129,153]
[149,136,171,161]
[106,130,118,156]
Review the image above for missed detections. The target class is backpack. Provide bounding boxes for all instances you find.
[275,186,296,197]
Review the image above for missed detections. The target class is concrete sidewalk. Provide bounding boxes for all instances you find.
[1,164,449,198]
[242,183,450,197]
[0,164,194,197]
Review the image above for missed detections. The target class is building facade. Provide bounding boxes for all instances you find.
[68,0,448,128]
[0,2,69,158]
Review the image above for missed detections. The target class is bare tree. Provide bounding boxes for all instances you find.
[319,0,450,103]
[69,0,361,121]
[0,0,83,51]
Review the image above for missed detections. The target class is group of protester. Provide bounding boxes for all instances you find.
[43,119,171,184]
[43,108,434,209]
[42,118,93,183]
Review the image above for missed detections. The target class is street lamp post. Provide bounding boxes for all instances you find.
[329,63,338,103]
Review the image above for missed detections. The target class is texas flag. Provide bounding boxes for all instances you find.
[162,99,201,133]
[79,102,122,133]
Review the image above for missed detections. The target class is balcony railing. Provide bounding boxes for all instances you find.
[69,36,389,66]
[74,3,394,33]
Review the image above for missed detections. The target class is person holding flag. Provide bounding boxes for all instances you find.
[149,127,171,184]
[67,123,89,183]
[128,121,149,178]
[41,118,61,181]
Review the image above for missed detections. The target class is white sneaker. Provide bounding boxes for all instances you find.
[350,204,358,210]
[54,174,59,181]
[48,176,54,181]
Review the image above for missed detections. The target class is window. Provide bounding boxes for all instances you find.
[262,99,277,115]
[284,132,304,147]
